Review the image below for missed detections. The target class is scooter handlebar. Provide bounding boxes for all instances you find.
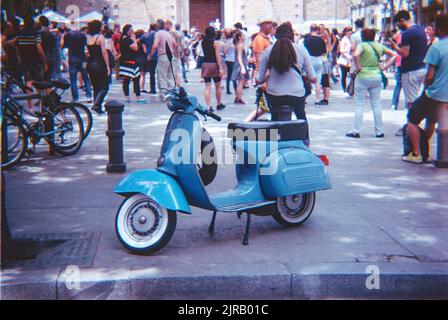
[206,110,221,122]
[198,108,221,121]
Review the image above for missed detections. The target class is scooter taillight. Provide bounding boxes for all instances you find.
[318,155,330,166]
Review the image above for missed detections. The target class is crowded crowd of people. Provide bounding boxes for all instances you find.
[1,10,447,164]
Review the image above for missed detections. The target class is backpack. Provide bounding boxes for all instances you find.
[402,124,429,162]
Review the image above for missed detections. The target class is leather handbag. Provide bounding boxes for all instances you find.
[367,42,389,89]
[201,62,220,78]
[291,64,312,98]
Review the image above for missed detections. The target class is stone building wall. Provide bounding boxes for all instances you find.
[55,0,352,32]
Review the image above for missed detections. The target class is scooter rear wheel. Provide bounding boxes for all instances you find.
[272,192,316,227]
[115,194,177,255]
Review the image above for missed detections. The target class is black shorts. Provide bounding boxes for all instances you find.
[321,74,330,88]
[204,76,221,83]
[408,93,440,125]
[22,64,44,83]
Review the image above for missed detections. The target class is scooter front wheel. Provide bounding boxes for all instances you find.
[272,192,316,227]
[115,194,177,255]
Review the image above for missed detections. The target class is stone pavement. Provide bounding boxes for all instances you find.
[1,69,448,299]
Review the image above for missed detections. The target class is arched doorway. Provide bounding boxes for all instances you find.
[189,0,223,32]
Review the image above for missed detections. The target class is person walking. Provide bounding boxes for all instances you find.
[390,11,427,111]
[38,16,56,81]
[119,24,145,103]
[148,19,176,100]
[330,28,340,83]
[346,29,397,139]
[223,28,237,95]
[231,30,249,105]
[338,27,352,95]
[61,24,92,103]
[390,10,428,136]
[252,20,273,73]
[141,23,158,94]
[391,29,402,110]
[134,29,148,92]
[86,20,110,115]
[256,22,316,146]
[14,16,48,89]
[425,23,439,48]
[201,26,225,111]
[102,25,118,84]
[403,14,448,163]
[304,24,327,106]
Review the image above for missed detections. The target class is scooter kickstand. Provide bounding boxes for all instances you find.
[242,212,251,246]
[208,211,217,234]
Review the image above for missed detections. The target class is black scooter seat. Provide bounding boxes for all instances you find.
[228,120,308,141]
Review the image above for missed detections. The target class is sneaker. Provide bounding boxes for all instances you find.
[375,133,385,138]
[344,92,351,98]
[217,103,226,110]
[317,99,329,106]
[395,128,403,137]
[345,131,361,138]
[234,98,246,104]
[136,98,148,104]
[402,153,423,164]
[391,105,397,110]
[208,107,215,113]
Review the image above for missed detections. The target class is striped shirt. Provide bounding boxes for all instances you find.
[16,28,43,66]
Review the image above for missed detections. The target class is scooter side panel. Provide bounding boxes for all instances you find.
[114,169,192,214]
[260,148,331,197]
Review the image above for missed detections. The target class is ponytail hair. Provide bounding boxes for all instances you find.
[267,38,297,74]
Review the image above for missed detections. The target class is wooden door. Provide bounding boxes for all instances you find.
[189,0,222,33]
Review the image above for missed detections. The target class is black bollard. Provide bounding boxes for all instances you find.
[106,100,126,173]
[434,103,448,168]
[44,113,55,156]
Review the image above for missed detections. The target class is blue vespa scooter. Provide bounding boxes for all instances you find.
[114,47,331,255]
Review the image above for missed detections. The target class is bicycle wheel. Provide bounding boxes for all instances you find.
[58,102,93,140]
[1,116,28,170]
[47,104,84,156]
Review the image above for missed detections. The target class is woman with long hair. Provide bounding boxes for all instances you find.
[86,20,110,115]
[230,30,249,104]
[119,24,146,103]
[256,22,316,146]
[338,26,353,95]
[201,26,225,111]
[223,28,237,94]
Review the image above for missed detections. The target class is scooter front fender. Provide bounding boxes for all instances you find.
[114,169,192,214]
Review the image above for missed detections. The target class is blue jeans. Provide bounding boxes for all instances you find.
[354,77,383,135]
[69,61,92,101]
[392,67,402,107]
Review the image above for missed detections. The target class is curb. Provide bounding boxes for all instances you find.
[1,262,448,299]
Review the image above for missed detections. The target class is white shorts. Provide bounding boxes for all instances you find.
[402,68,426,104]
